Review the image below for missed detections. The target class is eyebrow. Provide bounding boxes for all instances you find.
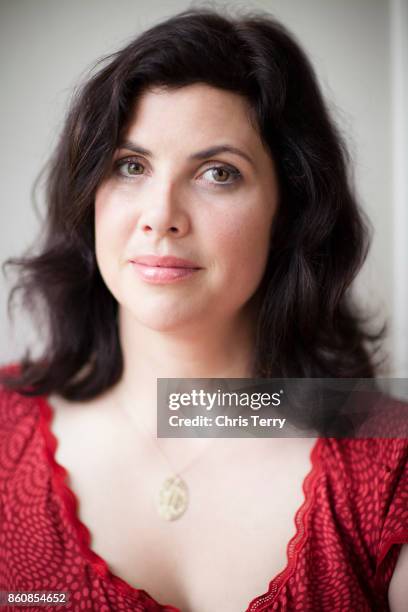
[118,140,255,167]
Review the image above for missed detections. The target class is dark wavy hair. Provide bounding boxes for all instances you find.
[1,7,383,399]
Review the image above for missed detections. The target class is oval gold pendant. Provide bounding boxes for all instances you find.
[157,475,189,521]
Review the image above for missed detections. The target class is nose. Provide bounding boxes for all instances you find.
[137,179,190,238]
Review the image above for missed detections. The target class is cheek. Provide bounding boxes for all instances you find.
[225,197,272,256]
[211,204,273,292]
[94,189,133,295]
[94,187,133,260]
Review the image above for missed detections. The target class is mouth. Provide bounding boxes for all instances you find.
[129,255,202,284]
[130,255,201,269]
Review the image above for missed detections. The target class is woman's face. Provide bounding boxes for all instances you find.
[94,83,279,332]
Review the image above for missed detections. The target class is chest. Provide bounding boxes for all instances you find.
[51,408,317,611]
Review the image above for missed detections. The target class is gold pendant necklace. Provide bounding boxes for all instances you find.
[119,379,234,521]
[119,383,227,521]
[157,475,189,521]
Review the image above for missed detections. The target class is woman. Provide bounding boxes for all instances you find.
[0,7,407,611]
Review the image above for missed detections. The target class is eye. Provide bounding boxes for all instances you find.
[200,165,242,187]
[115,158,145,178]
[113,157,242,187]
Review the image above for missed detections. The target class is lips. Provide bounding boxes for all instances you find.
[129,254,202,284]
[130,255,201,269]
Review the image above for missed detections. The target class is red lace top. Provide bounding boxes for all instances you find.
[0,380,407,611]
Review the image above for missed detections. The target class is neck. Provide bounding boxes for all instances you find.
[112,303,258,435]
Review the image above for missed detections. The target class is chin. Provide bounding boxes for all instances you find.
[125,302,201,333]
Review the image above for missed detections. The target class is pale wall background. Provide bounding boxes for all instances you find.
[0,0,407,374]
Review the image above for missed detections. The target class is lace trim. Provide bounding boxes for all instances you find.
[246,437,324,611]
[37,394,180,612]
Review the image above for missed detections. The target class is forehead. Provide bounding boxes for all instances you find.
[122,84,262,150]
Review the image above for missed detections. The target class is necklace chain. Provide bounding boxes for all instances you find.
[118,386,223,520]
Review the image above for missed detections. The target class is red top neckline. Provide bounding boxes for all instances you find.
[36,393,324,611]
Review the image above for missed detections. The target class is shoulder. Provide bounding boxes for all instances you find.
[0,362,41,424]
[317,436,408,602]
[0,363,42,486]
[319,436,408,543]
[320,389,408,474]
[320,436,407,516]
[321,436,408,481]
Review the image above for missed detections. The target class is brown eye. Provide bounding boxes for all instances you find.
[211,167,230,182]
[116,159,145,177]
[201,165,241,187]
[126,161,143,175]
